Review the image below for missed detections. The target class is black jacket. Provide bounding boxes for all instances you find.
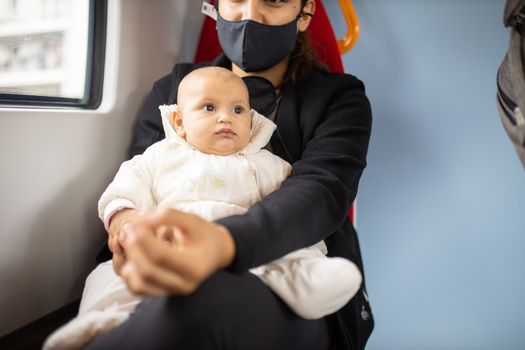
[130,55,374,350]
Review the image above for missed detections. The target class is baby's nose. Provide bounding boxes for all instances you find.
[217,113,232,123]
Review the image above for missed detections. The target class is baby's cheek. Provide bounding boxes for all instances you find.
[240,134,251,148]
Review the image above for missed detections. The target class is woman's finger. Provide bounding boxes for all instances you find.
[142,208,234,271]
[123,220,192,272]
[145,208,204,233]
[120,262,168,296]
[123,223,200,294]
[155,225,175,244]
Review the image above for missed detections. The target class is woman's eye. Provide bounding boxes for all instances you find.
[263,0,288,5]
[233,106,244,114]
[203,104,215,112]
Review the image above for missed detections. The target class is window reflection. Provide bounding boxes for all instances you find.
[0,0,89,98]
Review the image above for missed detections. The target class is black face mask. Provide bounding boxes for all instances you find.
[216,10,305,72]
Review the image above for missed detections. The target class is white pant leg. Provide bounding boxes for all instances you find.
[250,244,362,320]
[78,260,141,315]
[43,261,142,350]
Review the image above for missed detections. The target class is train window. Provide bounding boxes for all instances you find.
[0,0,106,108]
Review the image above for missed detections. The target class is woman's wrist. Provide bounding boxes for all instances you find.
[214,224,236,269]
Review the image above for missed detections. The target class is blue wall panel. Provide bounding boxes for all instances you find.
[325,1,525,349]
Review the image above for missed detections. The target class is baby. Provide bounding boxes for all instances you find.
[44,67,362,350]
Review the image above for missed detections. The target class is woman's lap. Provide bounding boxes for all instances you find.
[84,270,331,350]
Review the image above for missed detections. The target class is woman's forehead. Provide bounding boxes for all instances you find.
[218,0,305,7]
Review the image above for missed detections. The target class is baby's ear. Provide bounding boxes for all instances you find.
[172,111,186,138]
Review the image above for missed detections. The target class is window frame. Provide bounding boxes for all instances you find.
[0,0,107,109]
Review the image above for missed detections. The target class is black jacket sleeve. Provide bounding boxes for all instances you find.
[218,73,372,273]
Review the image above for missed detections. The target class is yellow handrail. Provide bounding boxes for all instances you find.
[337,0,360,54]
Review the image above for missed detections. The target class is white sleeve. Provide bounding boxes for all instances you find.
[98,145,160,230]
[248,150,292,198]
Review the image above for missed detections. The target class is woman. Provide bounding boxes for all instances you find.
[89,0,373,349]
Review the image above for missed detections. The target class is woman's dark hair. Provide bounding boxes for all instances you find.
[283,0,329,85]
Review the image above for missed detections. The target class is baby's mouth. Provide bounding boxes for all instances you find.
[216,128,236,136]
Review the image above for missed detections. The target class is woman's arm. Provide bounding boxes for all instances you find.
[117,77,371,295]
[219,75,372,272]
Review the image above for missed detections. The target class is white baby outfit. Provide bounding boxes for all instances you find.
[44,105,362,350]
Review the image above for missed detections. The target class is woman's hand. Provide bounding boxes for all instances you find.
[107,208,141,274]
[119,208,236,296]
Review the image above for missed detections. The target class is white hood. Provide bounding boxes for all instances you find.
[158,104,277,155]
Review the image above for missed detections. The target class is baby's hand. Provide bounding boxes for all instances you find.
[108,209,140,254]
[112,252,126,275]
[107,208,140,273]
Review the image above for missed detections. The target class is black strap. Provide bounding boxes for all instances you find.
[507,26,525,130]
[504,0,525,27]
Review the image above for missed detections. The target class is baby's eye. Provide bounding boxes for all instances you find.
[233,105,244,115]
[203,104,215,112]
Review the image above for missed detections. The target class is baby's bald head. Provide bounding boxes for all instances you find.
[172,67,252,156]
[177,67,249,110]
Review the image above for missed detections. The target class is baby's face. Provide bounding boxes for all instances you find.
[175,73,251,155]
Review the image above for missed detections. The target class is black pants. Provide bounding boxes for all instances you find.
[84,270,332,350]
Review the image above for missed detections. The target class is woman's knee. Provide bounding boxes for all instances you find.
[86,270,330,349]
[140,271,258,330]
[120,271,264,348]
[168,271,257,322]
